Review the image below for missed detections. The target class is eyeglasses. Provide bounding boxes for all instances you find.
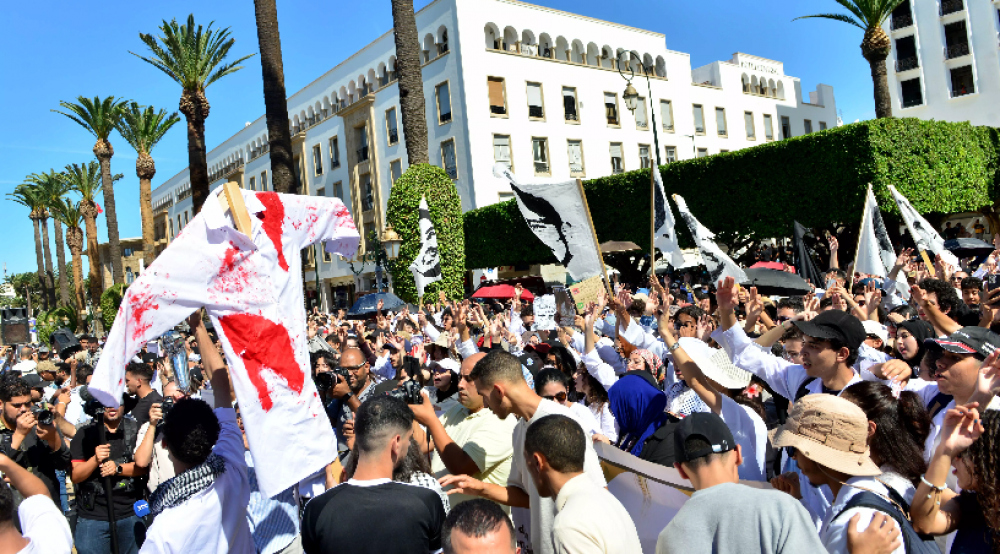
[432,365,452,374]
[340,363,366,372]
[542,391,568,403]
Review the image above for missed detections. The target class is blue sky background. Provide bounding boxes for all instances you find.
[0,0,875,277]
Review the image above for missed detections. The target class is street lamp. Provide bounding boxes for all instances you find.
[617,52,661,167]
[381,223,402,261]
[343,223,401,293]
[623,82,640,113]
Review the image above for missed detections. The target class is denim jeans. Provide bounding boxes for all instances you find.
[74,515,145,554]
[54,469,69,513]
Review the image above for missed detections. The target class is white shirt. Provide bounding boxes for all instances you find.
[140,408,254,554]
[583,401,618,443]
[90,188,360,497]
[135,421,175,492]
[718,395,767,482]
[819,476,905,554]
[553,474,643,554]
[16,495,72,554]
[12,360,36,375]
[568,402,602,439]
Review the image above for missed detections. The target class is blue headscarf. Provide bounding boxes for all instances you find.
[609,373,668,456]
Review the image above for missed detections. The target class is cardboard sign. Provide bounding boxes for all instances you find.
[568,275,606,314]
[533,294,558,330]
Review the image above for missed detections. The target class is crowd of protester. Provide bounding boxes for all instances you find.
[1,232,1000,554]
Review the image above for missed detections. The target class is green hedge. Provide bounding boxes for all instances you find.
[464,118,999,269]
[100,283,127,331]
[386,164,465,303]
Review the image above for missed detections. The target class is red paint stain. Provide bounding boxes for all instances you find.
[128,286,160,343]
[255,192,288,271]
[218,313,303,411]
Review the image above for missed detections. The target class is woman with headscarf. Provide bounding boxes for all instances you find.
[607,372,679,467]
[866,319,936,384]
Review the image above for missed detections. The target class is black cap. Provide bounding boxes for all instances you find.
[926,326,1000,359]
[141,352,159,365]
[21,374,45,390]
[673,412,735,463]
[791,310,866,350]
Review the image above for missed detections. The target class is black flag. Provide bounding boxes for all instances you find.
[793,221,825,287]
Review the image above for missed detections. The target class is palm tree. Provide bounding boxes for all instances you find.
[252,0,299,194]
[28,170,72,305]
[53,96,128,284]
[6,184,50,310]
[390,0,430,164]
[795,0,904,119]
[131,15,255,213]
[116,102,180,268]
[49,197,87,312]
[63,162,107,304]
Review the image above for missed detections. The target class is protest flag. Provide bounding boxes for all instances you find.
[854,185,889,278]
[792,221,825,286]
[408,196,443,299]
[888,185,959,273]
[651,167,685,269]
[672,195,747,285]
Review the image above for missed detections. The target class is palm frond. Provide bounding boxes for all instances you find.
[6,183,44,213]
[131,14,256,91]
[116,102,181,155]
[795,0,904,29]
[831,0,869,25]
[52,96,127,140]
[49,196,84,228]
[63,161,103,201]
[793,13,865,30]
[24,170,71,208]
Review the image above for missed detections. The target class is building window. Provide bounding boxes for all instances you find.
[605,93,619,126]
[316,186,325,198]
[715,107,727,137]
[664,146,676,163]
[488,77,507,116]
[260,171,268,191]
[744,112,755,139]
[126,267,134,285]
[390,159,402,185]
[763,115,774,141]
[333,181,344,202]
[697,148,708,158]
[803,120,813,134]
[123,247,134,257]
[436,81,452,124]
[610,143,624,174]
[567,139,585,176]
[329,137,340,169]
[526,82,544,120]
[639,145,651,168]
[780,116,792,139]
[819,121,828,131]
[183,211,189,225]
[441,139,458,179]
[313,144,323,175]
[635,97,648,129]
[950,65,974,97]
[499,191,514,202]
[660,100,674,131]
[177,215,182,231]
[901,77,923,107]
[895,35,918,72]
[531,137,550,175]
[693,105,705,135]
[493,134,512,170]
[356,125,369,162]
[249,176,256,191]
[361,173,374,211]
[562,87,579,122]
[386,107,399,145]
[944,21,970,59]
[720,149,729,154]
[891,0,913,30]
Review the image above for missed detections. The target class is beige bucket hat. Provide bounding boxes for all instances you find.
[770,393,880,476]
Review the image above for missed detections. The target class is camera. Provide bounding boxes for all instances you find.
[385,379,423,404]
[160,396,175,421]
[314,372,334,393]
[31,406,54,427]
[79,386,105,419]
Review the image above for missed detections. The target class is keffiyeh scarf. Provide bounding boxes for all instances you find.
[149,453,226,516]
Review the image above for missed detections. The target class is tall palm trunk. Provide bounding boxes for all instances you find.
[30,214,49,311]
[39,214,57,307]
[390,0,429,165]
[254,0,300,194]
[66,226,87,312]
[80,201,104,303]
[137,153,157,268]
[862,27,893,119]
[94,139,125,284]
[180,89,211,214]
[53,219,69,305]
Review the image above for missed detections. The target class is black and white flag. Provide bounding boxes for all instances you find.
[672,195,747,285]
[409,197,442,297]
[653,168,685,267]
[494,164,603,282]
[888,185,959,267]
[855,185,890,278]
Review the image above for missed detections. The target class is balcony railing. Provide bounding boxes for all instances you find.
[944,42,970,59]
[440,111,452,123]
[388,130,398,144]
[528,105,543,118]
[891,13,914,30]
[490,105,506,115]
[445,164,458,179]
[895,56,919,71]
[940,0,963,15]
[564,111,579,122]
[951,84,975,97]
[902,96,924,108]
[357,146,369,162]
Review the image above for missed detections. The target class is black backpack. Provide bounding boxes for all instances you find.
[832,489,939,554]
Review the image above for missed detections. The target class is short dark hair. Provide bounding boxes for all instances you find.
[0,482,13,528]
[442,499,515,554]
[889,304,918,320]
[777,297,804,313]
[160,398,220,466]
[354,395,413,455]
[828,337,859,367]
[125,361,154,383]
[0,375,30,402]
[533,368,570,396]
[962,276,983,292]
[310,350,338,376]
[469,350,524,389]
[826,268,848,283]
[918,278,961,316]
[520,304,534,318]
[819,295,834,309]
[325,333,342,346]
[626,298,646,318]
[524,414,585,473]
[75,363,94,385]
[675,305,705,321]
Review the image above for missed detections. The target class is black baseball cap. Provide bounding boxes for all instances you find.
[926,326,1000,359]
[791,310,866,350]
[21,374,45,390]
[673,412,735,463]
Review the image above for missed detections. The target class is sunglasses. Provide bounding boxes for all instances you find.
[432,365,452,374]
[776,316,791,323]
[542,391,568,403]
[339,363,366,371]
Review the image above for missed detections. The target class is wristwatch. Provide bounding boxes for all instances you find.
[115,464,123,475]
[343,390,354,400]
[668,342,681,352]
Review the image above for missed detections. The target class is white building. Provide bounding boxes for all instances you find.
[883,0,1000,126]
[151,0,838,311]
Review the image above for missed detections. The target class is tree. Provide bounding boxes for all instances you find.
[6,184,50,310]
[49,197,88,312]
[389,0,429,165]
[27,170,72,305]
[795,0,904,119]
[132,15,255,213]
[4,273,44,314]
[53,96,128,284]
[252,0,300,194]
[63,161,118,304]
[116,102,180,268]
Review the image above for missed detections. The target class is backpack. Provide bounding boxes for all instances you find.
[832,489,939,554]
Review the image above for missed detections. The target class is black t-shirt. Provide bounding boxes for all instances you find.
[131,390,163,428]
[69,420,143,521]
[953,491,993,553]
[302,480,445,554]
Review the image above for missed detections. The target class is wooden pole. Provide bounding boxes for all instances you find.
[577,179,613,297]
[650,167,656,284]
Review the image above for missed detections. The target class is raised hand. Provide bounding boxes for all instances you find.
[696,314,715,341]
[938,403,984,458]
[895,248,914,269]
[715,277,739,313]
[977,350,1000,399]
[828,234,839,252]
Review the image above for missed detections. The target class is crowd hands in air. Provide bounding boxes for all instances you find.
[3,231,1000,554]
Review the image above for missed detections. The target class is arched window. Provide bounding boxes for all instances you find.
[503,26,518,53]
[438,26,449,54]
[587,42,600,66]
[742,73,751,93]
[521,30,537,56]
[555,36,569,61]
[423,34,436,62]
[655,56,667,78]
[485,23,500,50]
[540,33,553,58]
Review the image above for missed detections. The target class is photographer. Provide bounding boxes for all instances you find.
[0,375,71,504]
[133,380,187,494]
[329,347,383,460]
[0,452,73,553]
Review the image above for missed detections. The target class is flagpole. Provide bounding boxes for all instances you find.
[649,166,656,283]
[577,179,613,297]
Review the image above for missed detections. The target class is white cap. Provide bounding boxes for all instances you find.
[676,337,752,389]
[861,321,888,344]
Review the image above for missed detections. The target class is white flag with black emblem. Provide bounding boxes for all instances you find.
[888,185,959,267]
[672,194,747,285]
[855,185,889,278]
[653,168,685,267]
[409,197,442,297]
[494,163,603,282]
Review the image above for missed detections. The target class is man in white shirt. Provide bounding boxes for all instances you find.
[0,452,73,554]
[523,413,641,554]
[440,350,607,554]
[11,347,36,376]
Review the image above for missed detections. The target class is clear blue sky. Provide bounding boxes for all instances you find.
[0,0,875,278]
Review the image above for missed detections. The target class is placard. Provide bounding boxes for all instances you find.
[533,294,557,331]
[568,275,605,314]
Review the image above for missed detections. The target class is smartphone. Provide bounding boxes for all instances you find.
[826,278,838,291]
[988,274,1000,292]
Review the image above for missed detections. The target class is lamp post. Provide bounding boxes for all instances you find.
[618,52,661,167]
[342,223,402,293]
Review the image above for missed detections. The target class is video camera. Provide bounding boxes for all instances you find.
[79,386,105,419]
[385,379,423,405]
[313,365,351,393]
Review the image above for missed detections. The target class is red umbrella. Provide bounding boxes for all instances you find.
[750,261,787,271]
[472,284,535,301]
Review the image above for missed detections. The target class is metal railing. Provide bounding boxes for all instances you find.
[357,146,369,162]
[902,96,924,108]
[440,112,452,123]
[940,0,963,15]
[944,42,970,59]
[445,164,458,179]
[895,56,920,71]
[388,130,398,144]
[490,105,507,115]
[951,84,975,97]
[891,13,913,30]
[528,106,543,118]
[564,111,579,121]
